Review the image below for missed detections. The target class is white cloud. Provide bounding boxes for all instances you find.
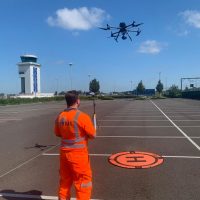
[138,40,165,54]
[180,10,200,28]
[47,7,109,30]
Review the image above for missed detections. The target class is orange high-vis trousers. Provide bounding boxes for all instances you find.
[59,150,92,200]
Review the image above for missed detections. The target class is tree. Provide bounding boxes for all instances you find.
[89,79,100,94]
[59,91,65,96]
[136,80,145,95]
[168,85,181,98]
[156,80,164,96]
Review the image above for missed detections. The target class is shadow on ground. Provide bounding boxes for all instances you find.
[0,189,44,200]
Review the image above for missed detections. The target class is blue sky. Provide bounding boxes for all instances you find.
[1,0,200,93]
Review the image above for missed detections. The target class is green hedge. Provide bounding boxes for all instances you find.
[111,95,137,99]
[0,94,168,106]
[0,96,65,105]
[182,91,200,99]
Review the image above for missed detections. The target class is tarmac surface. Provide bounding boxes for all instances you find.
[0,98,200,200]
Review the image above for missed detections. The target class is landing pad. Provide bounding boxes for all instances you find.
[108,151,164,169]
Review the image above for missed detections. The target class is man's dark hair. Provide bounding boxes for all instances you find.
[65,90,79,107]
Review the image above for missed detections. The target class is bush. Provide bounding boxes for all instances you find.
[135,96,148,100]
[0,96,65,106]
[111,95,137,99]
[151,96,166,99]
[98,96,114,100]
[164,85,182,98]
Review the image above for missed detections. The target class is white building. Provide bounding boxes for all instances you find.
[17,55,41,95]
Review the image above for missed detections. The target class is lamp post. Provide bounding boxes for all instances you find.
[56,78,59,94]
[130,81,133,91]
[159,72,161,81]
[68,63,73,90]
[88,74,91,92]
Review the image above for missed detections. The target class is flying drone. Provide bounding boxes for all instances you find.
[99,21,143,42]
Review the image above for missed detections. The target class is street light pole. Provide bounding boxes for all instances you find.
[159,72,161,81]
[56,78,59,93]
[130,81,133,91]
[88,74,91,92]
[69,63,73,90]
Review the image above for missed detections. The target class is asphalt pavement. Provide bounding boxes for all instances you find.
[0,98,200,200]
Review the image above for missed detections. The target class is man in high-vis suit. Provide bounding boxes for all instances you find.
[54,90,96,200]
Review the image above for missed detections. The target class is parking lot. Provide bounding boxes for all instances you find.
[0,98,200,200]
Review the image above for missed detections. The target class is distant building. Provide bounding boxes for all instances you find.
[17,55,41,95]
[133,89,155,96]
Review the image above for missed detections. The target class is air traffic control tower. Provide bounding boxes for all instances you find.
[17,55,41,94]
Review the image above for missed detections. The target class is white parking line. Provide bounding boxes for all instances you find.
[0,144,60,178]
[0,112,19,114]
[162,156,200,159]
[151,100,200,151]
[99,119,168,121]
[0,193,102,200]
[42,153,200,159]
[99,126,174,128]
[180,126,200,127]
[99,125,200,128]
[105,115,200,117]
[112,111,200,115]
[0,118,22,121]
[96,135,200,139]
[174,120,200,121]
[105,115,165,117]
[100,119,200,122]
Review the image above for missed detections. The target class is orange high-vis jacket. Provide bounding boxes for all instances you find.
[54,108,96,150]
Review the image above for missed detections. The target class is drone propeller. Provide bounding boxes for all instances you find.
[132,20,136,26]
[99,24,111,30]
[114,37,118,42]
[136,29,141,36]
[133,22,144,27]
[128,28,142,36]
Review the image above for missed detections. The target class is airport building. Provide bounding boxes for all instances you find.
[17,55,41,95]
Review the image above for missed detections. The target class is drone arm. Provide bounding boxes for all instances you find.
[128,30,139,32]
[125,24,134,28]
[111,31,121,36]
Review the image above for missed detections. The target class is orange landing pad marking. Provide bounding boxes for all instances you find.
[108,151,164,169]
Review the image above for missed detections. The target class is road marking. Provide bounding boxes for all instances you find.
[0,118,22,121]
[0,144,60,178]
[173,120,200,121]
[105,115,165,117]
[96,135,200,139]
[0,193,102,200]
[105,115,200,117]
[162,156,200,159]
[99,125,200,128]
[99,126,174,128]
[100,119,200,122]
[0,112,19,114]
[180,126,200,127]
[99,119,169,121]
[42,153,200,159]
[42,153,111,156]
[151,100,200,151]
